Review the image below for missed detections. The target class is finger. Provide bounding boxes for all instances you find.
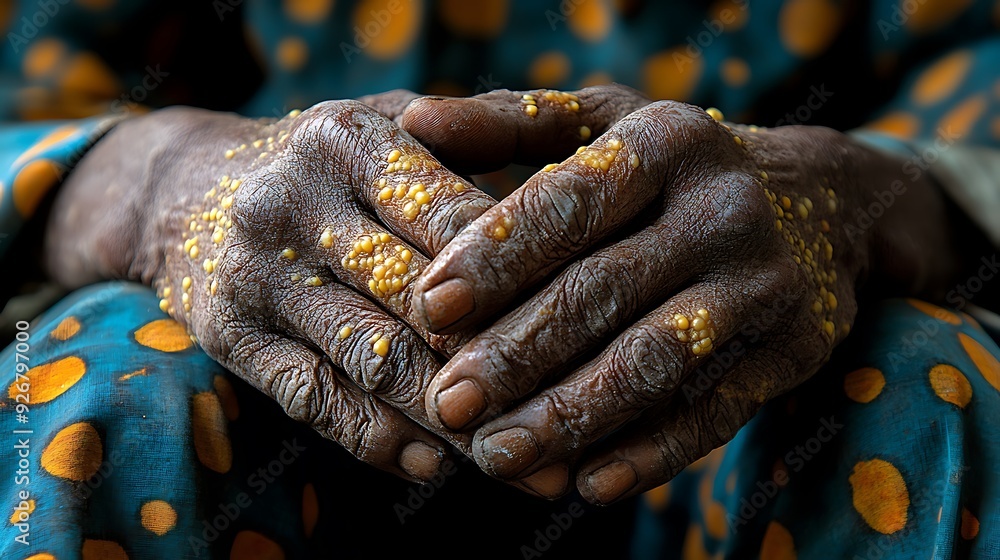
[357,89,423,123]
[282,184,473,355]
[275,279,471,449]
[220,326,450,482]
[574,350,788,505]
[424,222,703,431]
[401,84,650,174]
[413,101,741,334]
[293,100,496,258]
[469,280,767,481]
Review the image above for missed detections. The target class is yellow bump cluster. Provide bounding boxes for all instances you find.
[579,137,623,171]
[764,180,840,340]
[491,216,515,241]
[521,94,538,117]
[541,163,559,172]
[670,308,715,356]
[540,90,581,112]
[158,282,172,314]
[368,332,390,357]
[319,227,335,249]
[376,177,438,221]
[341,232,416,299]
[381,148,439,175]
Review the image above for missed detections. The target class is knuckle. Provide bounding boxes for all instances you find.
[540,390,587,449]
[611,324,685,399]
[338,324,428,406]
[649,428,694,477]
[559,256,639,342]
[520,177,595,252]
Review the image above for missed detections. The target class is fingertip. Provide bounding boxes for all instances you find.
[578,460,638,506]
[398,440,447,483]
[415,277,476,333]
[518,463,571,500]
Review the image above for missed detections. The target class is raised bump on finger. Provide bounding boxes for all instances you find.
[469,282,767,480]
[220,327,450,482]
[401,85,651,174]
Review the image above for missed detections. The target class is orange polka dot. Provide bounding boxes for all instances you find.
[579,71,613,88]
[276,37,309,71]
[9,498,35,524]
[438,0,508,38]
[82,539,129,560]
[214,375,240,421]
[929,364,972,408]
[9,356,86,404]
[779,0,841,58]
[643,47,702,101]
[681,523,709,560]
[849,459,909,534]
[352,0,422,60]
[643,483,671,510]
[140,500,177,536]
[50,316,81,341]
[720,57,750,87]
[231,530,286,560]
[865,112,920,140]
[25,554,56,560]
[13,125,79,168]
[709,0,750,31]
[41,422,103,481]
[59,53,120,99]
[907,299,962,325]
[959,332,1000,392]
[23,39,65,79]
[302,483,319,538]
[192,392,232,473]
[704,501,728,539]
[76,0,116,9]
[13,159,62,217]
[528,51,572,88]
[905,0,972,34]
[961,507,980,539]
[912,50,972,106]
[760,521,796,560]
[938,94,987,140]
[844,367,885,403]
[134,319,193,352]
[284,0,334,23]
[118,368,148,382]
[568,0,611,42]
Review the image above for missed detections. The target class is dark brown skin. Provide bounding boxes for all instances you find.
[42,95,497,482]
[402,85,967,502]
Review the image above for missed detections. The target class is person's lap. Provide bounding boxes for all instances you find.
[2,283,997,559]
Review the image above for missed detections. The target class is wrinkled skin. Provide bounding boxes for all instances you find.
[401,85,969,502]
[43,93,497,482]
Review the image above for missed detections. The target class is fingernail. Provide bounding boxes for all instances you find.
[399,441,444,482]
[584,461,638,505]
[480,427,539,479]
[421,278,475,331]
[436,379,486,430]
[519,464,570,499]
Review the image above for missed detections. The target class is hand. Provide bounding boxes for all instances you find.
[401,85,962,500]
[42,96,496,482]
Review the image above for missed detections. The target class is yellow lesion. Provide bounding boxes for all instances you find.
[342,232,417,299]
[491,215,515,241]
[578,137,624,171]
[381,148,440,175]
[670,308,716,356]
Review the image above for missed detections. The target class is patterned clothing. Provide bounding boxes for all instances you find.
[1,1,999,558]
